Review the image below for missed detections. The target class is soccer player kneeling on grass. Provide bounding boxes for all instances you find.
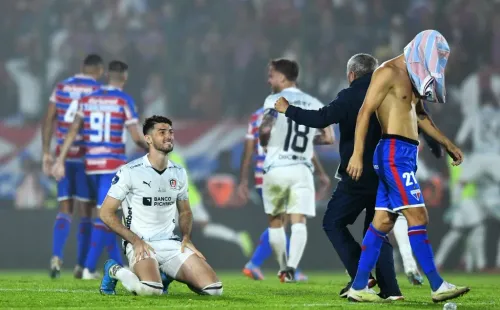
[98,115,223,296]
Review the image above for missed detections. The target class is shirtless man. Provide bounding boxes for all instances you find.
[345,30,470,303]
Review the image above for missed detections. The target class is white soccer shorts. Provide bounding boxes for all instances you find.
[125,239,194,278]
[262,164,315,217]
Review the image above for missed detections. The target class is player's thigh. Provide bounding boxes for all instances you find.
[152,239,195,279]
[400,206,429,227]
[384,161,425,213]
[175,254,219,290]
[287,165,315,218]
[125,242,162,283]
[262,167,291,216]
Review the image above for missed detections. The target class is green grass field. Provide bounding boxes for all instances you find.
[0,271,497,309]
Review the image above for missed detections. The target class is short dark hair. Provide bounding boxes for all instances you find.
[270,58,299,82]
[143,115,173,135]
[108,60,128,73]
[83,54,103,67]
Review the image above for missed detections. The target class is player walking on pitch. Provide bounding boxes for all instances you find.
[345,30,469,302]
[99,115,222,296]
[259,59,334,282]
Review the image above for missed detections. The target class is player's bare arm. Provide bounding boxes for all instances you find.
[100,195,155,262]
[51,114,84,181]
[416,100,463,165]
[127,123,149,150]
[177,199,205,259]
[347,66,394,181]
[313,126,335,145]
[258,112,276,148]
[312,152,331,200]
[41,101,57,176]
[237,138,255,201]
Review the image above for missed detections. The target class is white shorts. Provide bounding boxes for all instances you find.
[262,165,315,217]
[125,239,194,278]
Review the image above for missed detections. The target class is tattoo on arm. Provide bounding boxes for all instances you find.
[259,113,276,147]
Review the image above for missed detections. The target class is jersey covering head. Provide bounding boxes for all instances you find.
[262,87,323,172]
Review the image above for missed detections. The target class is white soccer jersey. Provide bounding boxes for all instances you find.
[107,155,189,242]
[262,87,324,172]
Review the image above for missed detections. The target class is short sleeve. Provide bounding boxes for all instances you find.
[124,96,139,126]
[107,167,132,201]
[176,169,189,201]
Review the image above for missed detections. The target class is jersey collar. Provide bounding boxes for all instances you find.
[281,87,300,92]
[143,154,175,169]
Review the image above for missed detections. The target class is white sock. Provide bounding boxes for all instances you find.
[287,223,307,269]
[114,267,142,293]
[114,267,163,295]
[203,223,239,244]
[393,216,417,273]
[434,229,462,267]
[268,227,287,270]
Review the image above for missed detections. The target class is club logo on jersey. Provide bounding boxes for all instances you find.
[143,181,151,188]
[169,179,177,188]
[143,197,152,206]
[410,189,422,201]
[111,175,120,185]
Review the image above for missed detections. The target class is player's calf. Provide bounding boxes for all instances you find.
[101,258,164,296]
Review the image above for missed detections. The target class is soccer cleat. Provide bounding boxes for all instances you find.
[73,265,83,279]
[379,292,405,301]
[294,268,308,282]
[340,278,377,298]
[431,282,470,303]
[82,268,101,280]
[242,262,265,280]
[99,259,119,295]
[160,271,174,295]
[50,256,62,279]
[238,232,254,257]
[406,270,424,285]
[278,267,295,283]
[347,287,390,303]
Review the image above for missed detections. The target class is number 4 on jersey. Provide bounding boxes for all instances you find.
[284,118,309,153]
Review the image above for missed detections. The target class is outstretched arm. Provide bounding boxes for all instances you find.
[416,100,463,165]
[347,67,393,181]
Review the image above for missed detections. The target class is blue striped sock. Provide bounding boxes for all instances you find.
[352,224,386,290]
[84,218,107,272]
[408,225,443,291]
[77,217,92,266]
[52,213,72,259]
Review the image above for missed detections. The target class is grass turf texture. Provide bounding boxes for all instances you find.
[0,271,496,309]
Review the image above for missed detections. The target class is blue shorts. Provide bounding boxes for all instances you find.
[57,161,91,202]
[87,173,115,208]
[373,135,425,213]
